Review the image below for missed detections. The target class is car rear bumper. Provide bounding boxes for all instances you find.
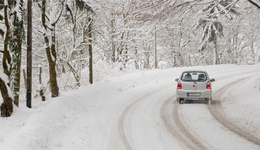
[176,89,212,100]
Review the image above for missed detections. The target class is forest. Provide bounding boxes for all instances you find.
[0,0,259,117]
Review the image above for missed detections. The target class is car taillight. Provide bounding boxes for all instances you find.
[177,83,182,89]
[206,82,211,89]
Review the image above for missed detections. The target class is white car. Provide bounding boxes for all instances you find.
[175,70,215,104]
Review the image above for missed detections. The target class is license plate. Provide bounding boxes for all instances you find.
[187,92,201,97]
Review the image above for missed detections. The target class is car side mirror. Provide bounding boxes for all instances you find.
[175,78,179,82]
[210,78,215,82]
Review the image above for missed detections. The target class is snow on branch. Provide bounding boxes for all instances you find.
[0,71,13,100]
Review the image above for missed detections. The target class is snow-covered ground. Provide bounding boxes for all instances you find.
[0,64,260,150]
[220,72,260,140]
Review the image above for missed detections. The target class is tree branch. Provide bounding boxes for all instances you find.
[52,3,64,25]
[248,0,260,8]
[0,29,4,37]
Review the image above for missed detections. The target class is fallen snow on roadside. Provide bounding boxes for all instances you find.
[221,73,260,140]
[0,64,260,150]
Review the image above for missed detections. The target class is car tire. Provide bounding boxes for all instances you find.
[207,98,212,105]
[204,99,208,104]
[176,97,179,103]
[179,98,184,104]
[208,99,212,105]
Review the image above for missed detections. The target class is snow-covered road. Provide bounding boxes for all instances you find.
[177,72,260,150]
[1,65,260,150]
[118,70,260,150]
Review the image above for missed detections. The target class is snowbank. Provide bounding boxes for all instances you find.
[221,73,260,140]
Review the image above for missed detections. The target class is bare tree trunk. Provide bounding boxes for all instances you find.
[154,26,158,69]
[39,67,46,101]
[146,51,150,69]
[66,61,80,86]
[134,47,139,69]
[12,37,22,107]
[145,43,150,70]
[111,16,116,63]
[178,19,184,66]
[45,32,59,97]
[12,7,23,107]
[88,17,93,84]
[0,78,13,117]
[213,38,218,65]
[41,0,59,97]
[1,2,13,117]
[118,32,125,64]
[50,24,59,97]
[26,0,32,108]
[23,69,27,88]
[250,24,256,63]
[3,4,11,77]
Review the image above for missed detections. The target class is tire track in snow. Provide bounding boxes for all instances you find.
[118,86,170,150]
[119,80,224,150]
[118,70,260,150]
[209,76,260,146]
[160,70,260,150]
[161,98,210,150]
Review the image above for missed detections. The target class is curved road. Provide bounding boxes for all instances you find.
[118,71,260,150]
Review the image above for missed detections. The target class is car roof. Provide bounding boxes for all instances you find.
[182,70,207,73]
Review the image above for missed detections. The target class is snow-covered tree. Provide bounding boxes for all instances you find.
[38,0,64,97]
[0,0,24,116]
[9,0,25,107]
[1,0,259,114]
[61,0,95,86]
[195,0,239,65]
[0,72,13,117]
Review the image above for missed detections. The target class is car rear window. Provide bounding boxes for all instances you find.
[181,71,207,82]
